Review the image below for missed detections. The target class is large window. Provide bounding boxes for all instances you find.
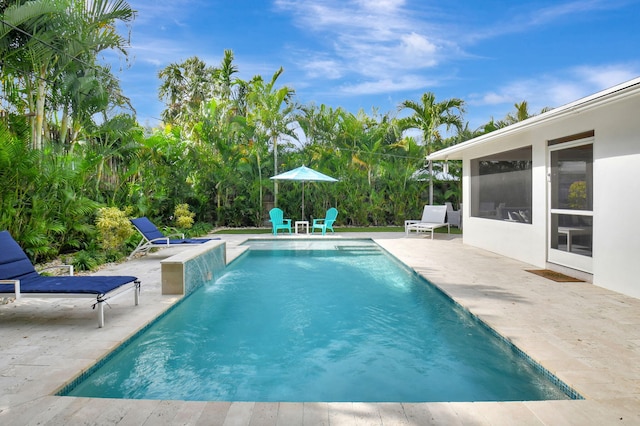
[470,146,533,223]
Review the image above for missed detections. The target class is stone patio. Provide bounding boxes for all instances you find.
[1,232,638,425]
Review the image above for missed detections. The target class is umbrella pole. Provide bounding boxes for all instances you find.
[301,182,305,220]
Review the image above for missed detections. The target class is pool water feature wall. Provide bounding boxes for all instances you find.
[160,240,226,295]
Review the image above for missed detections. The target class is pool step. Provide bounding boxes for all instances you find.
[335,245,382,253]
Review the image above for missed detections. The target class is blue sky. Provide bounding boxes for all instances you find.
[110,0,640,131]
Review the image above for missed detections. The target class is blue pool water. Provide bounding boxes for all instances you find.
[64,239,571,402]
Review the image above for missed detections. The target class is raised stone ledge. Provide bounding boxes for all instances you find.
[160,240,226,295]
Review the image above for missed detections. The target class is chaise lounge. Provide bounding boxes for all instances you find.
[405,205,450,239]
[0,230,140,328]
[129,217,217,259]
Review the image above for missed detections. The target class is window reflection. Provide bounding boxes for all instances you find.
[470,147,532,223]
[550,145,593,211]
[550,214,593,256]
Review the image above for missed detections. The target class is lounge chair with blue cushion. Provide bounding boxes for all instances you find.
[129,217,217,259]
[405,205,450,239]
[312,207,338,235]
[269,208,292,235]
[0,230,140,328]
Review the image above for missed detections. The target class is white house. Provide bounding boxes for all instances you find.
[428,77,640,299]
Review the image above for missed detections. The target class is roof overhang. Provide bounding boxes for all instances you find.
[428,77,640,161]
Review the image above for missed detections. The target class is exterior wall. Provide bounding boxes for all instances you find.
[459,91,640,298]
[461,133,547,268]
[590,96,640,298]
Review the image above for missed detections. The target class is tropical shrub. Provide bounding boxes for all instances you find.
[95,206,135,250]
[174,203,195,229]
[71,249,103,272]
[568,181,587,209]
[188,221,214,237]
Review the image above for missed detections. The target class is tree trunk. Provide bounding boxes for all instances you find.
[257,150,263,223]
[33,68,47,150]
[428,159,433,205]
[272,133,278,207]
[60,105,69,146]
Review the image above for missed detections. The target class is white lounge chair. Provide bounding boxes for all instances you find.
[445,202,461,228]
[405,205,450,239]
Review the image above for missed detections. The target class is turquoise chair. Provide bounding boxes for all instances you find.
[312,207,338,235]
[269,208,292,235]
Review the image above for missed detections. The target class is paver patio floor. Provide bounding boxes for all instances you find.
[1,232,638,425]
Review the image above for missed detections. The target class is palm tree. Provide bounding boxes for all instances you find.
[55,65,131,147]
[0,0,134,149]
[505,100,532,125]
[504,100,552,126]
[246,67,296,207]
[158,56,217,136]
[214,49,239,104]
[400,92,465,204]
[295,103,343,147]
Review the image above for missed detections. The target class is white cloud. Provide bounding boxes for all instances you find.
[466,62,640,125]
[129,0,199,25]
[572,64,638,89]
[463,0,626,43]
[274,0,456,86]
[530,0,619,26]
[275,0,638,103]
[129,39,186,67]
[114,0,639,128]
[400,32,438,65]
[476,92,512,105]
[300,58,343,79]
[340,74,436,95]
[354,0,406,13]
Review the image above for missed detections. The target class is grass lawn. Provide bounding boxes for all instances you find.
[212,226,462,235]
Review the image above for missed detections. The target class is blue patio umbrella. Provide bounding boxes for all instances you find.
[270,165,338,220]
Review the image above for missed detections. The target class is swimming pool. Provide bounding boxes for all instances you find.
[63,239,573,402]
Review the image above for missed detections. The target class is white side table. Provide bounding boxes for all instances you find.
[295,220,309,234]
[558,226,588,252]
